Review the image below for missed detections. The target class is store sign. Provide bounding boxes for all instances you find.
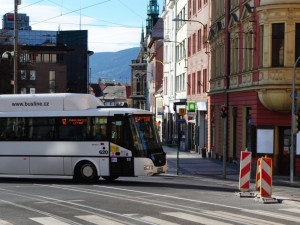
[188,102,196,112]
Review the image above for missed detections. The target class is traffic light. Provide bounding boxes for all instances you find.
[293,114,299,134]
[221,105,227,118]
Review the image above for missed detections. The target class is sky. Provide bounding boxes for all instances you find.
[0,0,164,53]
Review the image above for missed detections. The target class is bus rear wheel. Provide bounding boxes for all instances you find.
[75,162,99,183]
[102,176,119,182]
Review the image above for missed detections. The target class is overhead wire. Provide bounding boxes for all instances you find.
[31,0,112,26]
[45,0,139,28]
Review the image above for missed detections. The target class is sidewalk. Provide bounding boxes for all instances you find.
[162,145,300,206]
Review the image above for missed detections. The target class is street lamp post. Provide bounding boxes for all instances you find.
[13,0,20,94]
[172,18,205,27]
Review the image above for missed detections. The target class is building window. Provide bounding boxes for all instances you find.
[30,70,36,80]
[197,71,201,94]
[49,71,55,93]
[211,48,216,79]
[272,23,284,67]
[21,88,26,94]
[231,0,238,10]
[188,0,192,19]
[203,69,207,93]
[192,33,196,55]
[30,88,35,94]
[188,37,191,57]
[165,77,168,95]
[192,73,196,95]
[20,70,26,80]
[193,0,196,15]
[203,25,207,50]
[295,23,300,64]
[259,25,264,68]
[243,31,253,71]
[198,0,202,10]
[198,29,201,51]
[187,74,191,95]
[231,36,239,74]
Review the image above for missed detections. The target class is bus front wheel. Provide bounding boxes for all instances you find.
[74,162,100,183]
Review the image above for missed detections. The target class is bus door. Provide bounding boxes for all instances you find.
[109,116,134,177]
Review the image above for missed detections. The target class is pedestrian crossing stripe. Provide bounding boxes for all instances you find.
[1,209,300,225]
[140,216,180,225]
[162,212,232,225]
[204,210,283,225]
[76,215,124,225]
[242,209,300,223]
[0,219,13,225]
[30,217,71,225]
[279,208,300,214]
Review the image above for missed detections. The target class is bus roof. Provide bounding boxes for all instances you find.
[0,93,104,112]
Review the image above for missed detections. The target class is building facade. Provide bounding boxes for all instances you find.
[209,0,300,175]
[131,0,160,110]
[162,0,188,147]
[147,18,164,141]
[186,0,210,153]
[0,13,90,94]
[130,29,148,110]
[162,0,177,144]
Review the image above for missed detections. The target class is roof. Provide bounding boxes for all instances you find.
[100,86,127,100]
[151,18,164,39]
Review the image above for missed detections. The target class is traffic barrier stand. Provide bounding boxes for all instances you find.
[235,149,255,198]
[255,156,278,204]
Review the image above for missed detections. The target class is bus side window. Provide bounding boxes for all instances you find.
[90,117,107,141]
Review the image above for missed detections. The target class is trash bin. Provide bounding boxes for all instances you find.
[200,148,206,158]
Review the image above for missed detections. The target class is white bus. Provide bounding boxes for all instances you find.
[0,93,168,182]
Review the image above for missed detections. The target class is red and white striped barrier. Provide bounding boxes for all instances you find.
[255,158,261,191]
[260,156,273,198]
[239,151,252,192]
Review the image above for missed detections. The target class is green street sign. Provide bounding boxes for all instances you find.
[188,102,196,112]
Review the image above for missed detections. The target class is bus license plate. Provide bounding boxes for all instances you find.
[157,167,163,173]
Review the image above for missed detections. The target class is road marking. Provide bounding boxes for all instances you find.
[163,212,233,225]
[36,200,84,204]
[204,210,284,225]
[76,215,124,225]
[0,219,13,225]
[279,208,300,214]
[242,210,300,223]
[0,187,154,225]
[140,216,179,225]
[30,217,71,225]
[0,199,81,225]
[93,185,300,223]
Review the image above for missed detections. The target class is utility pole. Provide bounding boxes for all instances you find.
[13,0,20,94]
[290,56,300,183]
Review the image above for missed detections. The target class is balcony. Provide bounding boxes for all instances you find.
[260,0,299,6]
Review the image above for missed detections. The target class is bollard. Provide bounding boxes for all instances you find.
[239,150,252,192]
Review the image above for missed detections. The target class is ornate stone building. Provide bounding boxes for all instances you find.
[209,0,300,175]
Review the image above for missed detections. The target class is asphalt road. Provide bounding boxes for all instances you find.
[0,175,299,225]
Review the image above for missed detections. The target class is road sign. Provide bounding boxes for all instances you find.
[176,119,186,124]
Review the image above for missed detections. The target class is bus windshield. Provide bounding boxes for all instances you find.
[131,115,163,156]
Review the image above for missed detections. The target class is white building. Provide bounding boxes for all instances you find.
[162,0,188,147]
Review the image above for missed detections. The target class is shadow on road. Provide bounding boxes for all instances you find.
[0,176,239,193]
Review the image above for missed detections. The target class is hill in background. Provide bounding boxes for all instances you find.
[90,47,140,84]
